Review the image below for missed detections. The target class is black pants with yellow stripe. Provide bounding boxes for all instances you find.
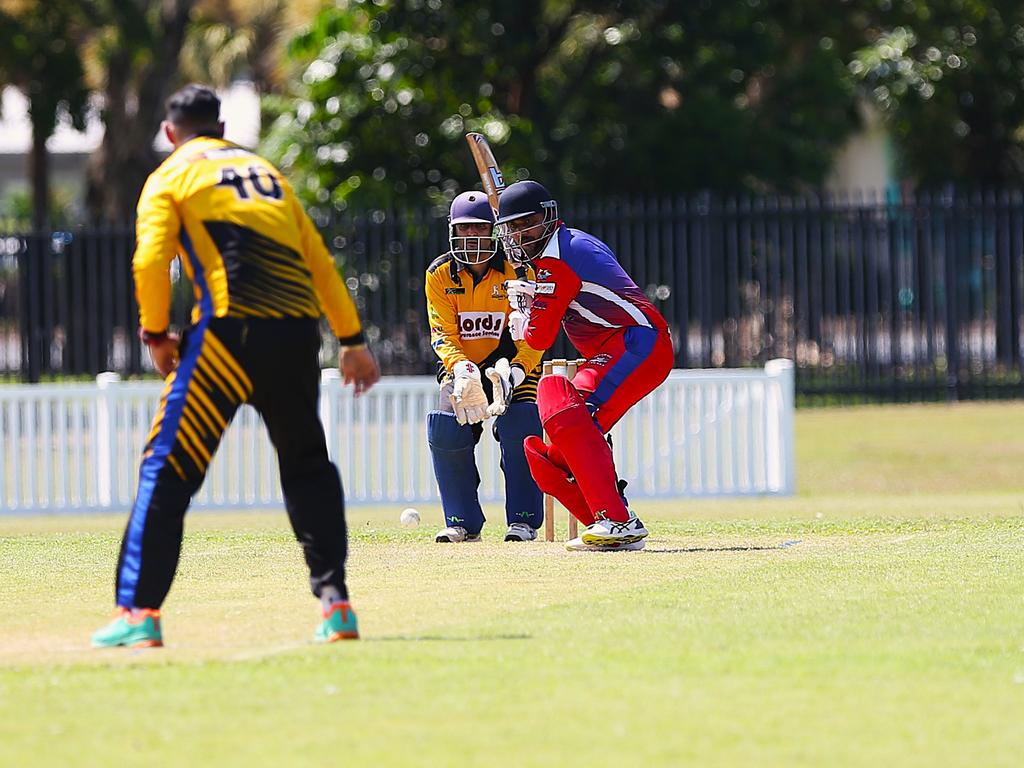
[115,317,348,608]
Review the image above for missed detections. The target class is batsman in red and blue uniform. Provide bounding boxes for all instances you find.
[494,181,673,551]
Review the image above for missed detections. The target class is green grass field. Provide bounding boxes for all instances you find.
[1,402,1023,766]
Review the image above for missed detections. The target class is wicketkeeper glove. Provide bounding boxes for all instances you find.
[504,279,536,312]
[449,360,490,425]
[485,358,526,417]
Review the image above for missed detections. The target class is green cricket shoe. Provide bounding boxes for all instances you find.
[314,601,359,643]
[92,608,164,648]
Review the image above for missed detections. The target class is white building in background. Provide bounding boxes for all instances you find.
[0,82,261,210]
[825,100,897,197]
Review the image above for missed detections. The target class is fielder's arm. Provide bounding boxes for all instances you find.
[132,172,182,335]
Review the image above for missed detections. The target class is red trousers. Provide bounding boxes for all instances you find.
[572,326,674,433]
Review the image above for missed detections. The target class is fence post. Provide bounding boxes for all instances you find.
[18,234,43,383]
[765,358,795,494]
[320,368,341,462]
[96,371,121,509]
[942,194,961,401]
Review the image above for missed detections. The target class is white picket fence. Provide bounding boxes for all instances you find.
[0,360,794,513]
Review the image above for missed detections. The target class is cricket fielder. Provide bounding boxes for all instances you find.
[494,180,673,551]
[92,84,380,648]
[426,191,545,542]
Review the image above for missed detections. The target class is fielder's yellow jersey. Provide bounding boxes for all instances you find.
[426,252,543,378]
[133,136,363,343]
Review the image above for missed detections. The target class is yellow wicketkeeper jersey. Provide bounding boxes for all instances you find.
[133,136,363,343]
[426,252,543,381]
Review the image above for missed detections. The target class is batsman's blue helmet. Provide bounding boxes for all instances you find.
[494,180,560,264]
[495,180,557,225]
[448,191,496,265]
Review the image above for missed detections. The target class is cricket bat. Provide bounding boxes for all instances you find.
[464,132,506,218]
[465,132,526,277]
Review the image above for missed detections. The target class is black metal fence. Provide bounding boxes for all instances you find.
[3,190,1024,402]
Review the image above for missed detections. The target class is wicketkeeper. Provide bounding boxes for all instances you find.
[494,181,674,551]
[425,191,545,542]
[92,84,380,649]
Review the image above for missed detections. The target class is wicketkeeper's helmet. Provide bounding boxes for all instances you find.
[448,191,496,265]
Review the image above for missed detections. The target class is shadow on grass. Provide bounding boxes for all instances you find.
[645,540,803,554]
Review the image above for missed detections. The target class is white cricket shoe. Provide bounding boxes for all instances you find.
[565,536,645,552]
[504,522,538,542]
[580,512,649,546]
[435,526,482,543]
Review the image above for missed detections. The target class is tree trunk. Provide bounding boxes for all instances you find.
[86,0,197,224]
[29,118,49,230]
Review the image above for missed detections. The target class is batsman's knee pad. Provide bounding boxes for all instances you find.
[426,411,484,532]
[523,436,594,526]
[536,375,587,427]
[537,374,596,442]
[494,402,543,528]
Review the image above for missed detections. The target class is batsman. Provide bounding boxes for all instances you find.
[495,180,674,551]
[426,191,545,543]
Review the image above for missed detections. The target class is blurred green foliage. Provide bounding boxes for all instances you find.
[850,1,1024,185]
[262,0,866,208]
[6,0,1024,220]
[264,0,1024,209]
[0,188,79,230]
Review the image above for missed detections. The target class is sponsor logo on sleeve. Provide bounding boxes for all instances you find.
[457,311,505,340]
[445,287,466,295]
[534,282,556,294]
[535,268,552,280]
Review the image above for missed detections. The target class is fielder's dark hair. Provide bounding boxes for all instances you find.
[165,84,222,135]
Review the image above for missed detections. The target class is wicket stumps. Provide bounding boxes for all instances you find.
[541,358,587,542]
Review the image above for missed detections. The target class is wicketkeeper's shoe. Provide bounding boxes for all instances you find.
[504,522,538,542]
[314,601,359,643]
[580,512,649,546]
[91,607,163,648]
[565,536,645,552]
[435,526,482,543]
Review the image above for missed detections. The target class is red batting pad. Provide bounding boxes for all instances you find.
[523,436,595,526]
[536,376,629,523]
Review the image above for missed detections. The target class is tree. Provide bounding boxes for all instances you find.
[851,1,1024,185]
[84,0,197,224]
[180,0,286,96]
[262,0,866,209]
[179,0,330,133]
[0,1,89,229]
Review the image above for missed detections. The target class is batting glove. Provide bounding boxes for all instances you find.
[505,279,536,312]
[508,309,528,342]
